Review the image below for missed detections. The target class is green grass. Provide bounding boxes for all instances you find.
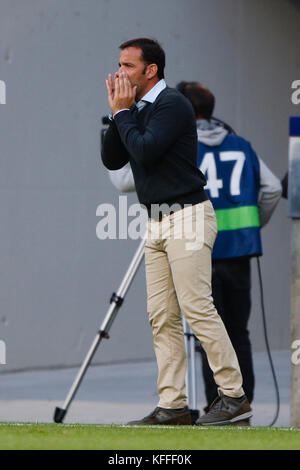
[0,423,299,450]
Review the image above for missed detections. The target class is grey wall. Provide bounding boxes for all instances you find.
[0,0,299,372]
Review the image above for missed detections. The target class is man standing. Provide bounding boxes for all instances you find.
[177,81,282,416]
[101,38,251,426]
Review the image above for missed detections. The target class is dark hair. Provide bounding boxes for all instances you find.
[119,37,165,79]
[176,81,215,120]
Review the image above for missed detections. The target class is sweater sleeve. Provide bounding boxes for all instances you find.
[113,94,190,168]
[101,120,130,170]
[258,158,282,227]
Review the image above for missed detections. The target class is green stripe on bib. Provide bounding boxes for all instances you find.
[215,206,260,231]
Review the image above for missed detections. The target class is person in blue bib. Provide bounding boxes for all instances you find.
[176,81,282,416]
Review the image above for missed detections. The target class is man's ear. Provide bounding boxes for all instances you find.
[146,63,158,80]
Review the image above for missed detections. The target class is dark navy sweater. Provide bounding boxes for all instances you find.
[101,87,208,216]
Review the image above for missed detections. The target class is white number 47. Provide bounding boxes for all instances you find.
[199,151,246,198]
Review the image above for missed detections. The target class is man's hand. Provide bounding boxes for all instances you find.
[106,71,137,117]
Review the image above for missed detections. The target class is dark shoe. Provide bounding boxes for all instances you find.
[196,392,252,426]
[127,406,192,425]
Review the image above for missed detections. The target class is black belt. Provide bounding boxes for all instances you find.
[145,190,209,220]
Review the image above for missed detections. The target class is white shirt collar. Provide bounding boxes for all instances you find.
[138,79,167,105]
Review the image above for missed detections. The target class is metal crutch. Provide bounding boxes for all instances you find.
[53,233,147,423]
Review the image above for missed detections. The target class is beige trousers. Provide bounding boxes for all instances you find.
[145,200,244,409]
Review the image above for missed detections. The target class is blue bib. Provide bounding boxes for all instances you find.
[197,134,262,259]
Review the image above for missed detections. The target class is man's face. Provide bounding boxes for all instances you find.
[117,47,148,101]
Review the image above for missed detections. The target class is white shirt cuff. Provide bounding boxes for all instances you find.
[113,109,130,119]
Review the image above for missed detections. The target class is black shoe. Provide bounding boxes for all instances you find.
[127,406,192,425]
[196,392,252,426]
